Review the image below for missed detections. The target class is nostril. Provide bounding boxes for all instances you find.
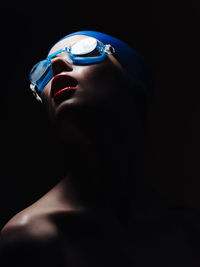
[51,58,73,76]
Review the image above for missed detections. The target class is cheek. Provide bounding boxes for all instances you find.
[77,61,125,101]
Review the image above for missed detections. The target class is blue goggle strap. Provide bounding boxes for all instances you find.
[47,47,69,60]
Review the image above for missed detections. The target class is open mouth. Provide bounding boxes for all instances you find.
[51,74,78,104]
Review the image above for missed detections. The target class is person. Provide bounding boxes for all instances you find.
[0,30,154,267]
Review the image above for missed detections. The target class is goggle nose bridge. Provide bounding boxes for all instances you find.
[48,46,71,60]
[49,48,73,67]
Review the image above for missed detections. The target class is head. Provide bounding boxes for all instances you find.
[29,31,155,212]
[29,30,154,122]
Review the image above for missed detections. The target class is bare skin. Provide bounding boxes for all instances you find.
[0,35,136,266]
[1,34,199,267]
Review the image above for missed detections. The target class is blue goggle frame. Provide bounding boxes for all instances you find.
[29,38,115,101]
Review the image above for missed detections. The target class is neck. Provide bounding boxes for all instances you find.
[50,106,144,224]
[51,116,132,214]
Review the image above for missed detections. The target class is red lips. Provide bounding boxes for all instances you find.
[51,74,78,103]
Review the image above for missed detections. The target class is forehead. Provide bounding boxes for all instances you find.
[48,35,93,56]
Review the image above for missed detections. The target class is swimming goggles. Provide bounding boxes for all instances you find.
[29,37,115,101]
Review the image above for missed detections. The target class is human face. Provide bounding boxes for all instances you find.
[40,35,129,121]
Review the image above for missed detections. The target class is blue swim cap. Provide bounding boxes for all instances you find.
[51,30,155,105]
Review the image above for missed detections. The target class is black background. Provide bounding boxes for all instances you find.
[0,1,200,230]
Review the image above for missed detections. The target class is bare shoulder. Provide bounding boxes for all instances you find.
[0,208,67,267]
[0,204,130,267]
[1,205,60,242]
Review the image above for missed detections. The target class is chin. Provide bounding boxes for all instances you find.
[50,97,80,121]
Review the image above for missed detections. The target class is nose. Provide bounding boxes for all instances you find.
[51,57,73,76]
